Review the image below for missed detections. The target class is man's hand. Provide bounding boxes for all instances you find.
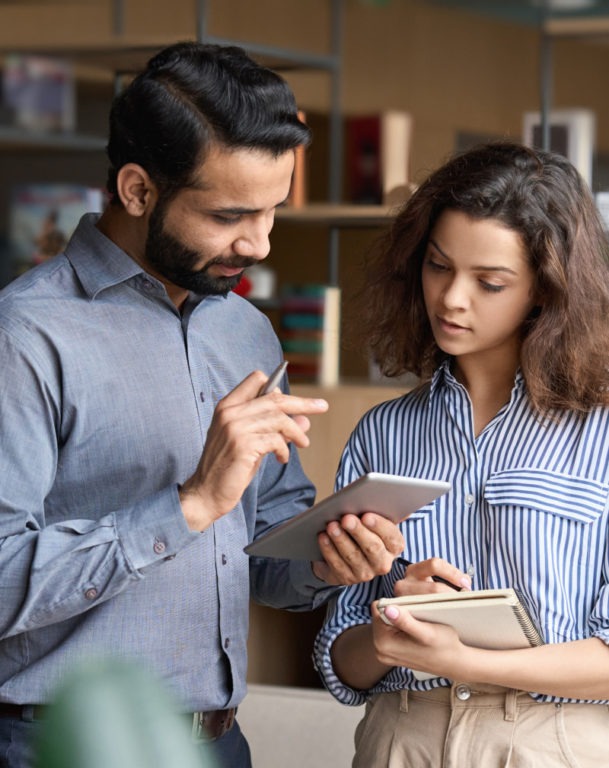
[311,512,405,585]
[179,370,328,532]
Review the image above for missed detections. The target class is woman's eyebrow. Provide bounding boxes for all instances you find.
[428,238,517,276]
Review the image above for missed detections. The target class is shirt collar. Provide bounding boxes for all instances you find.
[429,358,526,402]
[65,214,230,312]
[64,213,146,299]
[429,359,453,400]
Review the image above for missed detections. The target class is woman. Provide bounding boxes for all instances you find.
[314,142,609,767]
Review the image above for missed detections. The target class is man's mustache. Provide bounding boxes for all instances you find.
[205,256,258,271]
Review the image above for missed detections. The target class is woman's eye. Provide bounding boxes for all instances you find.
[424,257,448,272]
[480,280,505,293]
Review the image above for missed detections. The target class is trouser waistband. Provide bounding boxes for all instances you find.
[400,682,527,721]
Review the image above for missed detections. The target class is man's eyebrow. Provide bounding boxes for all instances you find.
[428,238,517,275]
[209,206,259,215]
[206,196,291,216]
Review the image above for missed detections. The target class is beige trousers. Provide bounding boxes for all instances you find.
[352,683,609,768]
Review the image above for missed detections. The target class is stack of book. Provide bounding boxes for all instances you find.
[345,110,413,205]
[2,54,75,133]
[279,284,341,386]
[9,183,106,277]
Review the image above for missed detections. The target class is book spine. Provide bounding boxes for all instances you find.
[279,284,340,386]
[345,110,413,205]
[287,109,307,208]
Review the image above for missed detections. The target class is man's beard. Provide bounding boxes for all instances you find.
[144,204,257,297]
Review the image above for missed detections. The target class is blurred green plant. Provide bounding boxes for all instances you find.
[35,657,218,768]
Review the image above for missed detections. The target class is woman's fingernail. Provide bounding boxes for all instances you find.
[384,605,400,621]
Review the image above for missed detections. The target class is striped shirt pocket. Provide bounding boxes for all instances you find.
[484,468,608,525]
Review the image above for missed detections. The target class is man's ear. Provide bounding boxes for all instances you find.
[115,163,157,217]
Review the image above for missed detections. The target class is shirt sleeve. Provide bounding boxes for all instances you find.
[589,504,609,645]
[310,434,386,705]
[313,578,387,706]
[0,328,196,639]
[247,442,342,611]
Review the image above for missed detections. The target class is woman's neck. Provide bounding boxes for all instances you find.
[452,353,519,436]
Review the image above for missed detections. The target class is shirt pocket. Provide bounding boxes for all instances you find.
[484,468,608,526]
[401,502,438,524]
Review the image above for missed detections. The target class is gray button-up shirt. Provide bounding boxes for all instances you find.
[0,214,332,710]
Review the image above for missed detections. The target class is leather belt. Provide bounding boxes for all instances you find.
[0,702,236,742]
[0,703,45,720]
[191,707,236,742]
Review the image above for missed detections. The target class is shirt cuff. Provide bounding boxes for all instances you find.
[288,559,343,609]
[115,484,197,572]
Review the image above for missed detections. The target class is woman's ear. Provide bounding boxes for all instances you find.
[115,163,157,217]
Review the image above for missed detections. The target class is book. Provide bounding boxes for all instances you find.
[9,183,106,277]
[2,54,75,133]
[377,588,544,681]
[279,284,341,386]
[345,110,413,205]
[287,109,308,208]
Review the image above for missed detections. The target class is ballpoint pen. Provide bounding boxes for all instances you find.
[258,360,289,397]
[396,556,474,592]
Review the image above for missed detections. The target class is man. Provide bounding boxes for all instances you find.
[0,43,404,768]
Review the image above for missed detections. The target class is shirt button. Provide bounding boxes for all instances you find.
[455,684,471,701]
[199,391,205,402]
[221,554,227,565]
[153,540,166,555]
[465,493,475,505]
[84,588,98,600]
[141,279,154,291]
[224,637,230,649]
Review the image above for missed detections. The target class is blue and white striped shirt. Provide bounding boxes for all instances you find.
[314,362,609,705]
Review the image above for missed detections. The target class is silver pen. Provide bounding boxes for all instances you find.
[258,360,288,396]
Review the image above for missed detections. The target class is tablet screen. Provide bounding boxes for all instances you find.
[244,472,450,560]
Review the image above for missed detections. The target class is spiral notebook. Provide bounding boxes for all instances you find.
[377,588,544,681]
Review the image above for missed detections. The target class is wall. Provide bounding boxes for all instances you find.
[2,0,609,181]
[3,0,609,371]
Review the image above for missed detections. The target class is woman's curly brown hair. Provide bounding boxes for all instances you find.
[355,141,609,415]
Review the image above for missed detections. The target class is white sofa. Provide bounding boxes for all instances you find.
[237,684,364,768]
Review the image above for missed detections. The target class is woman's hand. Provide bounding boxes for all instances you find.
[394,556,472,596]
[370,598,471,680]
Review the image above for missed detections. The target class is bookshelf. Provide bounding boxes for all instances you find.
[276,203,395,285]
[0,125,106,152]
[0,0,350,284]
[428,0,609,149]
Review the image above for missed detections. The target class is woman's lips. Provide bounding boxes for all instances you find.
[437,316,469,334]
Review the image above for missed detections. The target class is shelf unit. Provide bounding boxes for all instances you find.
[276,203,396,286]
[0,125,107,152]
[0,1,343,196]
[0,0,360,283]
[429,0,609,148]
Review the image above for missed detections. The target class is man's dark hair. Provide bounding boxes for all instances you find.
[106,41,310,203]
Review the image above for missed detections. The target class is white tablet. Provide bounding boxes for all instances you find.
[244,472,450,561]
